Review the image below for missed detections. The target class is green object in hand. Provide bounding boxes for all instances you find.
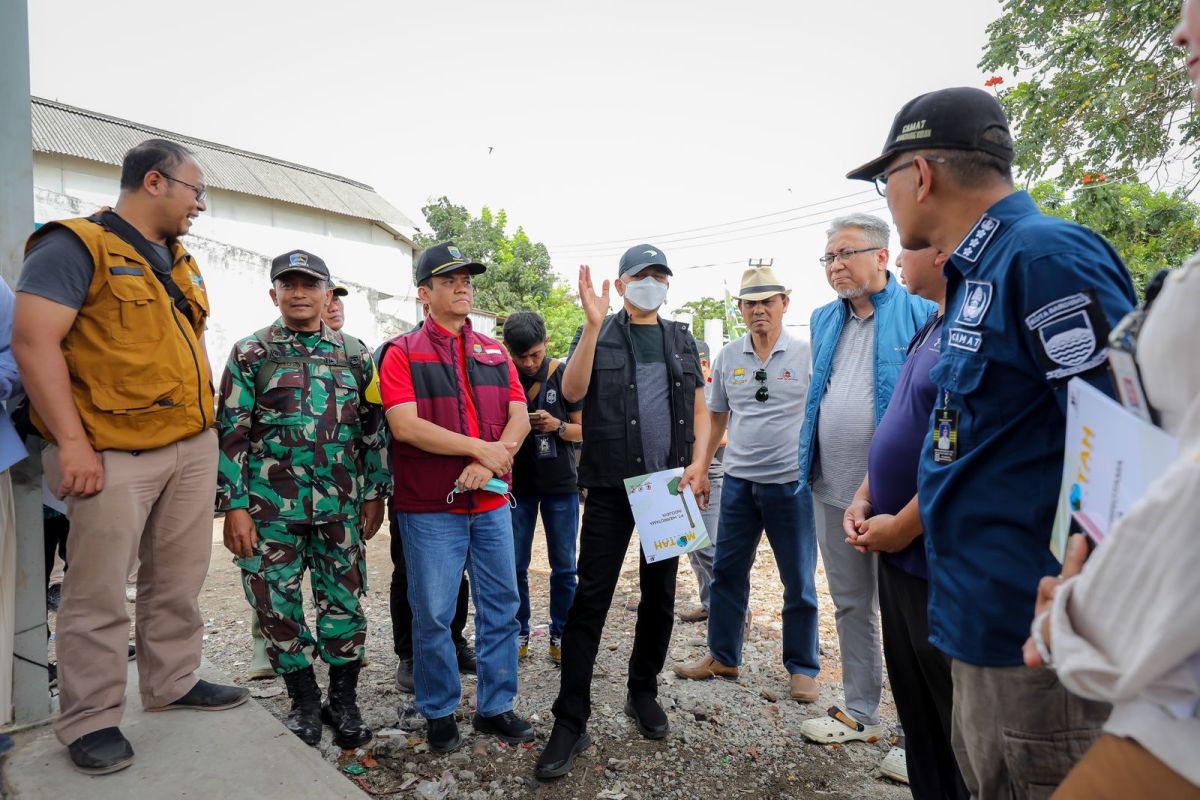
[666,476,696,528]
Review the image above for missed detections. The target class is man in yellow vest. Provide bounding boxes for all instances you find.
[13,138,248,776]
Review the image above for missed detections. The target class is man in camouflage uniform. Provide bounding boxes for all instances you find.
[216,250,389,748]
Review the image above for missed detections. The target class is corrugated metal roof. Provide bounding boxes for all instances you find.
[31,97,416,237]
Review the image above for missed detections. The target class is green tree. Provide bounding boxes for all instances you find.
[538,280,586,358]
[416,197,555,314]
[675,296,745,341]
[675,297,725,337]
[980,1,1199,187]
[1031,179,1200,294]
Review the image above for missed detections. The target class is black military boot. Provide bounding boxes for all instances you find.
[282,667,323,746]
[321,660,372,748]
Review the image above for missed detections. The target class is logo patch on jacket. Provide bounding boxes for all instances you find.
[730,368,747,385]
[947,327,982,352]
[1025,290,1110,381]
[955,280,992,327]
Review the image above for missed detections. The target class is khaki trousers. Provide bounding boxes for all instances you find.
[46,429,217,745]
[950,660,1110,800]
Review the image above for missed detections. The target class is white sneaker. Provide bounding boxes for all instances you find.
[878,746,909,783]
[800,706,887,744]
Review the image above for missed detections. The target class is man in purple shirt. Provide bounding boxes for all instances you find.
[843,247,969,800]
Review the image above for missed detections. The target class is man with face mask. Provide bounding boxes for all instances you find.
[535,244,711,780]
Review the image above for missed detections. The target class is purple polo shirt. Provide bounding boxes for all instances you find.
[866,313,943,580]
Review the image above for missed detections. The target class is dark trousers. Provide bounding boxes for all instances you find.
[551,487,678,734]
[878,558,969,800]
[44,512,69,587]
[389,513,469,657]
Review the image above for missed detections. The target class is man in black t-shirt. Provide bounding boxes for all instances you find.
[535,245,711,780]
[501,312,583,665]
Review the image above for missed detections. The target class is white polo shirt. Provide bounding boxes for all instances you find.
[706,329,811,484]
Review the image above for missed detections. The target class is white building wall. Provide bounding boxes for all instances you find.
[30,152,446,366]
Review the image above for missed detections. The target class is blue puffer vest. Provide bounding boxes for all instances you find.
[797,272,936,486]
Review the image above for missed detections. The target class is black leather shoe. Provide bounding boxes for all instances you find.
[394,656,415,693]
[427,714,463,753]
[282,667,323,746]
[67,727,134,775]
[321,661,372,749]
[624,693,669,739]
[153,679,250,712]
[472,710,534,744]
[534,723,592,779]
[456,644,477,675]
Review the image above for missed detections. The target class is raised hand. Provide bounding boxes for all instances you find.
[578,264,611,327]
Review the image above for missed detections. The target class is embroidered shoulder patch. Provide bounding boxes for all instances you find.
[954,280,993,327]
[954,215,1001,263]
[1024,290,1110,381]
[947,327,982,352]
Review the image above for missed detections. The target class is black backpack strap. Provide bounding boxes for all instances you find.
[92,210,194,325]
[339,333,368,392]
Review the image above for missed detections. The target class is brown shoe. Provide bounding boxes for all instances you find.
[789,673,819,703]
[678,606,709,623]
[673,654,738,681]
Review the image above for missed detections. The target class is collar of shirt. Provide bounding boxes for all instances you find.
[425,316,473,340]
[740,328,793,358]
[271,318,340,347]
[949,190,1040,275]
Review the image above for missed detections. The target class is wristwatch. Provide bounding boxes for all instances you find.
[556,421,568,438]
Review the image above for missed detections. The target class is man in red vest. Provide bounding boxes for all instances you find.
[379,242,532,753]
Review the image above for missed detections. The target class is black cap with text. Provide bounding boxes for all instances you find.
[846,87,1014,182]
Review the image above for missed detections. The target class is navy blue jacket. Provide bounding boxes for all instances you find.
[918,190,1137,667]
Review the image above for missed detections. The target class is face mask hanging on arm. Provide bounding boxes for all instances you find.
[623,278,668,312]
[446,478,517,508]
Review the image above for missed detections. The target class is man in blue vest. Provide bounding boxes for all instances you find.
[797,214,933,747]
[846,86,1136,797]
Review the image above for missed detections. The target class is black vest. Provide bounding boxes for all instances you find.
[575,310,702,488]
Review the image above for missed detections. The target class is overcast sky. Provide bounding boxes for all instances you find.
[28,0,1003,324]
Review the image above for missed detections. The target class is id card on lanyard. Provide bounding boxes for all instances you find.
[530,361,560,461]
[932,391,959,464]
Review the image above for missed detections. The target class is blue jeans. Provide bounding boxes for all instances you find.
[511,492,579,637]
[707,475,820,677]
[397,506,520,719]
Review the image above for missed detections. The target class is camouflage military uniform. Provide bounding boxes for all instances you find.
[216,320,390,673]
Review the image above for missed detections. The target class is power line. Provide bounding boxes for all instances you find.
[551,196,887,255]
[555,204,891,259]
[547,188,876,249]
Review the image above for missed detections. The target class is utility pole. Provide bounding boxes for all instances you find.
[0,0,50,728]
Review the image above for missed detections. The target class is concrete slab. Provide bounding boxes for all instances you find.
[3,659,365,799]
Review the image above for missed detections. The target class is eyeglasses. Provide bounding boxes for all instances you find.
[754,369,769,403]
[872,155,946,197]
[818,247,880,268]
[158,170,207,203]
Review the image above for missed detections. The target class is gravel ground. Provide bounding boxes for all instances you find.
[198,515,909,800]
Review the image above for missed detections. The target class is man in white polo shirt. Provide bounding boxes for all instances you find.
[674,267,821,703]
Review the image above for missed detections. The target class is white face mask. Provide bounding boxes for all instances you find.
[623,277,669,311]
